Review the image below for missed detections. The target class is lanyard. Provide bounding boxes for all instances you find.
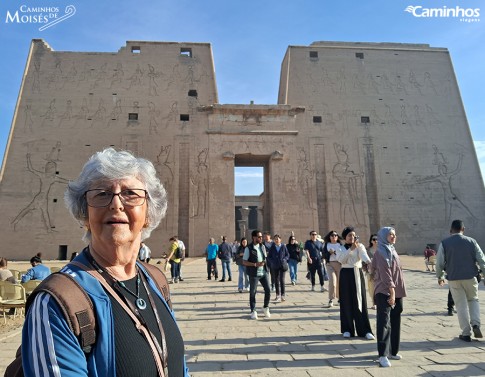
[80,248,169,376]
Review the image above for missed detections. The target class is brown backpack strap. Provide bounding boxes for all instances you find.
[26,272,96,353]
[140,262,172,309]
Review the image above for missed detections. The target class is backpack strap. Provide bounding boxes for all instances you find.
[26,272,96,353]
[140,262,172,309]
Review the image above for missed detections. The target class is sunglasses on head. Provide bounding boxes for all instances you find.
[372,238,377,241]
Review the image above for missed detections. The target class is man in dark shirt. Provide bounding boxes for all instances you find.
[218,236,233,282]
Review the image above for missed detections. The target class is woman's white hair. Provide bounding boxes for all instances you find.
[64,148,167,242]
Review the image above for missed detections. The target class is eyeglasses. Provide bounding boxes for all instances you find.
[372,238,377,241]
[311,233,317,236]
[85,189,148,208]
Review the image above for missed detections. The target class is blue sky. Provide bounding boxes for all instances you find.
[1,0,484,195]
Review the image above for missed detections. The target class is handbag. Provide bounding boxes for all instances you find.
[281,259,289,272]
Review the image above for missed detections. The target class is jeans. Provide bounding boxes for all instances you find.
[238,264,249,290]
[221,259,232,280]
[271,268,286,297]
[376,293,403,357]
[288,258,298,282]
[249,273,271,312]
[449,278,480,336]
[207,259,218,279]
[170,261,180,280]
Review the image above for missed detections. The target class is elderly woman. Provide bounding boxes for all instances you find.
[371,227,407,368]
[21,148,188,377]
[337,226,374,340]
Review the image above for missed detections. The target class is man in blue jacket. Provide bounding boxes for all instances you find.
[205,238,219,280]
[218,236,233,282]
[21,256,51,283]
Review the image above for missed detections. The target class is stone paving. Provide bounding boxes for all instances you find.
[1,256,485,376]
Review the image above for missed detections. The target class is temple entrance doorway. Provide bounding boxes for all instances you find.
[234,155,268,241]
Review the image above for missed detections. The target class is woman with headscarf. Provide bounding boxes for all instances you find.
[337,226,374,340]
[371,227,407,368]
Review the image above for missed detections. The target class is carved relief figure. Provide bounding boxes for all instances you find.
[24,104,34,132]
[32,61,41,93]
[191,148,208,218]
[11,150,68,232]
[110,63,124,88]
[408,70,423,95]
[92,63,107,89]
[297,148,315,210]
[415,145,476,226]
[423,72,438,95]
[127,64,144,89]
[148,102,161,134]
[41,99,57,126]
[58,100,72,127]
[90,99,106,127]
[332,143,364,226]
[147,64,161,96]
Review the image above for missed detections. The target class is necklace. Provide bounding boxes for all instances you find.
[117,272,147,310]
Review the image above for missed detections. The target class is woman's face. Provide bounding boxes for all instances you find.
[241,239,248,247]
[86,177,148,250]
[290,237,296,244]
[387,230,396,244]
[345,231,357,244]
[330,233,339,243]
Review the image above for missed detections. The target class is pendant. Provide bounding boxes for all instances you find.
[136,298,147,310]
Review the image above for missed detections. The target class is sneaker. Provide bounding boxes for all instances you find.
[473,325,483,338]
[370,305,377,310]
[178,277,184,282]
[389,354,402,360]
[291,280,296,285]
[459,335,471,342]
[274,296,282,303]
[246,287,250,291]
[174,278,179,283]
[263,307,271,318]
[311,285,315,291]
[328,300,334,308]
[365,333,375,340]
[207,277,211,280]
[281,296,286,302]
[238,288,243,293]
[447,309,454,316]
[169,279,174,284]
[378,356,391,367]
[250,310,258,320]
[343,332,351,338]
[321,286,328,292]
[228,278,232,282]
[219,279,225,282]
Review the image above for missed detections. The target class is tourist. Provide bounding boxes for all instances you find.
[337,226,374,340]
[267,234,290,302]
[365,234,378,310]
[174,235,186,281]
[323,230,343,307]
[235,237,249,293]
[304,231,326,292]
[372,227,407,368]
[138,241,152,263]
[243,230,271,319]
[436,219,485,342]
[218,236,233,282]
[21,256,51,283]
[0,257,16,283]
[166,237,182,283]
[286,235,301,285]
[22,147,188,376]
[205,238,219,280]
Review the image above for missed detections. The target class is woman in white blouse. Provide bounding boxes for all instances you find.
[337,226,375,340]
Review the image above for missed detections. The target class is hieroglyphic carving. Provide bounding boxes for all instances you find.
[92,63,107,89]
[11,145,68,232]
[148,102,161,134]
[90,99,106,127]
[190,148,208,218]
[414,145,477,225]
[147,64,161,96]
[161,102,178,129]
[24,105,34,132]
[332,143,364,226]
[408,70,422,95]
[110,63,124,88]
[41,99,56,126]
[297,148,315,210]
[127,64,144,89]
[32,61,41,93]
[58,99,72,127]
